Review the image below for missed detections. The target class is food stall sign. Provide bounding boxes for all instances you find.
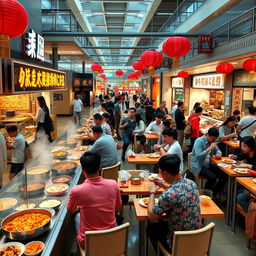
[198,35,213,54]
[12,60,66,93]
[171,77,184,88]
[192,74,225,89]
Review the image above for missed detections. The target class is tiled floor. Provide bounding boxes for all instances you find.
[3,108,256,255]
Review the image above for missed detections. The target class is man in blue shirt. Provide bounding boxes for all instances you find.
[120,107,136,161]
[190,128,227,196]
[87,126,118,168]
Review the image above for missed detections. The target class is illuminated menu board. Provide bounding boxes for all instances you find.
[192,74,225,89]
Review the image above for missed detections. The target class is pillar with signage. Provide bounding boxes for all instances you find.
[190,73,227,120]
[171,77,184,103]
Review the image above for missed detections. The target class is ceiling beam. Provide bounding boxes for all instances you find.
[81,46,157,49]
[89,54,140,57]
[43,32,199,37]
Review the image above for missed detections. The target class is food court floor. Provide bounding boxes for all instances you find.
[3,107,256,256]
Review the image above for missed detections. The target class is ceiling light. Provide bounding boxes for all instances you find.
[106,12,124,15]
[156,13,173,16]
[138,13,144,18]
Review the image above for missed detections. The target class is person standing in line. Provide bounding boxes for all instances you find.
[72,94,83,124]
[155,101,169,117]
[0,131,7,187]
[104,95,114,110]
[114,97,122,140]
[190,102,201,115]
[145,102,155,125]
[237,106,256,139]
[6,126,25,180]
[120,107,137,161]
[175,101,186,147]
[35,96,53,142]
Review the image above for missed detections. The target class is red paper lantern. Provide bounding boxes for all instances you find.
[216,63,234,74]
[116,70,124,76]
[140,50,163,75]
[91,64,102,72]
[0,0,28,38]
[178,71,189,78]
[132,60,146,71]
[100,74,106,79]
[99,69,103,73]
[162,36,191,57]
[242,59,256,72]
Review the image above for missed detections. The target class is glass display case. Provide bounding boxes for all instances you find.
[0,131,84,255]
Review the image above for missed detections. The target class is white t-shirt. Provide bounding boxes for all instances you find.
[239,116,256,138]
[164,140,184,173]
[35,108,45,123]
[73,99,83,112]
[11,133,25,163]
[145,121,162,134]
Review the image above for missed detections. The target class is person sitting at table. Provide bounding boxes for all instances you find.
[230,136,256,212]
[156,128,183,173]
[233,109,241,122]
[190,128,227,196]
[102,112,114,135]
[67,152,122,248]
[145,112,164,135]
[120,107,137,161]
[154,120,171,152]
[147,154,202,253]
[155,101,168,118]
[93,113,112,135]
[218,116,238,155]
[132,113,147,152]
[87,126,117,168]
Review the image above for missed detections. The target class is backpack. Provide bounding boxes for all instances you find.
[245,198,256,241]
[184,117,197,136]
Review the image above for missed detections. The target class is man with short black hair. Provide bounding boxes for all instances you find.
[6,126,25,179]
[155,101,168,117]
[67,152,122,248]
[120,107,137,161]
[87,126,117,167]
[147,154,202,253]
[190,127,227,195]
[104,95,114,110]
[145,112,164,135]
[175,101,186,147]
[237,106,256,138]
[93,113,112,135]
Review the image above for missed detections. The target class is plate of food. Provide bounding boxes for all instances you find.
[233,168,249,174]
[39,198,62,210]
[0,198,17,213]
[139,198,159,208]
[68,154,81,160]
[75,146,87,151]
[19,183,45,197]
[0,242,25,256]
[14,201,37,211]
[26,167,50,179]
[45,183,69,196]
[51,161,77,175]
[52,151,68,160]
[222,159,236,164]
[146,153,160,158]
[52,175,71,185]
[24,241,44,256]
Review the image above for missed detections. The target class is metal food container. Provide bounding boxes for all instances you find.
[52,151,68,160]
[19,182,45,197]
[52,175,72,185]
[26,166,50,180]
[51,161,77,176]
[130,177,141,185]
[1,208,52,241]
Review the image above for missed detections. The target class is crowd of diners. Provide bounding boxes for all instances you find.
[65,93,256,253]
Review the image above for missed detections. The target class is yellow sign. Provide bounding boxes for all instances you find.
[0,94,30,111]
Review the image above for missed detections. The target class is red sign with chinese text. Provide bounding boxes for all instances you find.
[198,35,213,54]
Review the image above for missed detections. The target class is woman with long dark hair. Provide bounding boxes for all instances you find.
[35,96,53,142]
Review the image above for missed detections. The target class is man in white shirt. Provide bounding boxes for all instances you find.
[0,131,7,187]
[157,128,184,173]
[145,113,164,135]
[6,126,25,179]
[72,94,83,124]
[93,113,112,135]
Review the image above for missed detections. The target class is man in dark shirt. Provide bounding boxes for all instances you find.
[155,101,168,118]
[145,102,155,125]
[104,95,114,110]
[120,107,136,161]
[175,101,186,147]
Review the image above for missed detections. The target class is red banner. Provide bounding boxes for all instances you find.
[198,35,213,54]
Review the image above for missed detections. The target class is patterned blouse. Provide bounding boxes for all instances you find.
[152,177,202,245]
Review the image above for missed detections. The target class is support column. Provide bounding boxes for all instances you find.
[82,61,85,73]
[52,47,58,69]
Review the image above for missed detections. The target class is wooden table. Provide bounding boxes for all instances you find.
[211,157,253,226]
[127,154,160,169]
[119,180,164,196]
[144,133,159,140]
[133,197,224,256]
[223,140,240,149]
[232,177,256,232]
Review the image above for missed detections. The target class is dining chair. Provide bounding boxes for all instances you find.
[101,162,121,181]
[78,222,130,256]
[157,222,215,256]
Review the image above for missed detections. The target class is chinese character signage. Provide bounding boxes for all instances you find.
[232,88,243,112]
[192,74,225,89]
[198,35,213,54]
[171,77,184,88]
[23,29,44,61]
[0,95,30,111]
[12,60,66,93]
[233,70,256,87]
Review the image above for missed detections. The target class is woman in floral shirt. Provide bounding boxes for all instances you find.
[147,154,202,253]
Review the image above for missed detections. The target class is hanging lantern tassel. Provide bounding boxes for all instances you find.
[172,57,180,68]
[148,66,155,76]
